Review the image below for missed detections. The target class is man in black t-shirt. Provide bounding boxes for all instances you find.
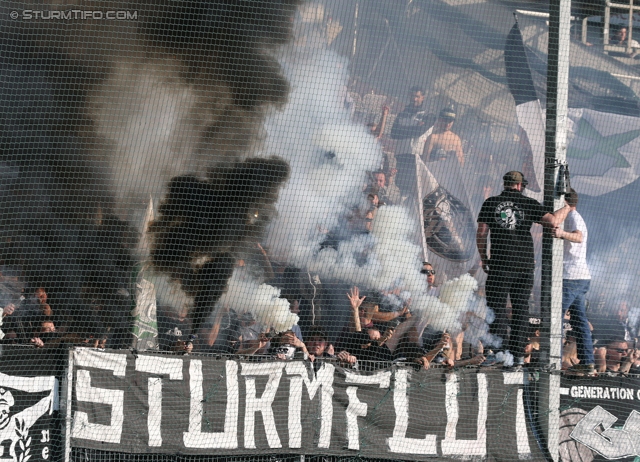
[390,86,432,156]
[477,171,571,366]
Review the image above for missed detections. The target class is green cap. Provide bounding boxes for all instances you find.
[503,171,528,187]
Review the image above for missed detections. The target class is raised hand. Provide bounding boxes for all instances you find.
[347,286,366,311]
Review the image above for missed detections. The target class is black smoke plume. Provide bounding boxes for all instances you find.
[149,157,290,330]
[0,0,300,343]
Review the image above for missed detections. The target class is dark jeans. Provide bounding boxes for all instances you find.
[485,268,534,357]
[562,279,595,365]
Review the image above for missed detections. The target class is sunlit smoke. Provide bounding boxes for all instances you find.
[217,268,299,333]
[262,39,483,332]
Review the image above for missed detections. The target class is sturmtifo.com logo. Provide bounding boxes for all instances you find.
[11,10,138,20]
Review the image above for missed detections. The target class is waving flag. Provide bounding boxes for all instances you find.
[505,19,543,200]
[505,19,640,197]
[567,108,640,195]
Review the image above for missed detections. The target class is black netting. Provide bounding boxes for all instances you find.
[1,0,640,461]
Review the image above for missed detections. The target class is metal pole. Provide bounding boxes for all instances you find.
[605,3,611,47]
[628,0,634,54]
[64,349,75,462]
[352,1,359,57]
[540,0,570,458]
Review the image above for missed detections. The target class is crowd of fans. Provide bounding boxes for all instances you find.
[0,84,638,377]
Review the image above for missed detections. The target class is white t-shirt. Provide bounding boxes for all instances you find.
[563,210,591,280]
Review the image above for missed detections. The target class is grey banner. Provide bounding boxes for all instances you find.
[0,347,58,462]
[559,375,640,461]
[69,348,546,460]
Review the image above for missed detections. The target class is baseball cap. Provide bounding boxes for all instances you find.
[503,171,528,188]
[439,106,456,120]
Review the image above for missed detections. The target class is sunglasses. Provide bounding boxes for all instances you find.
[610,348,628,354]
[421,269,436,275]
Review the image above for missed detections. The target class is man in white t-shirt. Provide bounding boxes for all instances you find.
[553,188,595,372]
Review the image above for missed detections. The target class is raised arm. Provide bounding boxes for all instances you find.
[540,203,571,229]
[369,305,409,323]
[206,305,230,347]
[347,286,365,332]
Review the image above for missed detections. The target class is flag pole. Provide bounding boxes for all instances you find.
[540,0,570,458]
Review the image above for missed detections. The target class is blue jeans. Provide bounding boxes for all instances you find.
[562,279,594,365]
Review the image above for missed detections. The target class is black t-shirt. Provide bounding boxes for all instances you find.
[589,314,629,346]
[390,104,432,140]
[478,190,547,270]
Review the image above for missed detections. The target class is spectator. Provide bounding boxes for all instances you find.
[34,288,53,317]
[562,334,579,371]
[391,86,431,156]
[288,300,304,343]
[477,171,571,368]
[157,306,192,352]
[363,208,376,234]
[591,300,638,350]
[370,105,390,139]
[471,175,498,216]
[30,317,58,348]
[335,287,394,362]
[18,287,54,337]
[272,330,307,360]
[421,262,439,297]
[306,327,332,360]
[597,339,630,374]
[0,303,15,340]
[620,346,640,375]
[236,312,270,355]
[372,171,401,206]
[524,318,541,367]
[453,342,486,367]
[553,189,595,375]
[365,186,380,208]
[202,305,240,354]
[307,326,359,367]
[174,334,196,355]
[363,291,410,327]
[422,106,464,166]
[612,27,640,57]
[415,330,454,369]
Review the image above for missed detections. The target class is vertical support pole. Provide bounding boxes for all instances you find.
[604,2,611,48]
[64,349,74,462]
[628,0,634,54]
[541,0,570,459]
[352,2,359,57]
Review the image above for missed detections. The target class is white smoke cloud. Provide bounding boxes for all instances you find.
[261,41,480,333]
[262,48,381,265]
[217,268,298,332]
